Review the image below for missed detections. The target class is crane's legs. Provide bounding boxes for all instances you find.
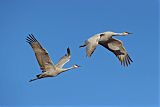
[29,73,46,82]
[29,78,39,82]
[79,44,86,48]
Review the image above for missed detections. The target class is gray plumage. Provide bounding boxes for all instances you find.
[80,31,133,66]
[26,34,80,82]
[55,48,71,68]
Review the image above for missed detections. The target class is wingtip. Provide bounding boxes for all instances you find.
[67,47,71,56]
[67,47,70,50]
[120,55,133,67]
[28,33,34,38]
[86,54,91,58]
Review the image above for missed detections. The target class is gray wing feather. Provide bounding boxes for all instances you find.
[56,48,71,68]
[83,35,100,57]
[86,43,97,57]
[26,34,55,71]
[99,38,133,66]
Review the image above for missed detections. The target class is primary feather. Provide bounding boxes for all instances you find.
[26,34,54,71]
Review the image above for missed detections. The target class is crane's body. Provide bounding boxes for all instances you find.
[38,65,78,77]
[80,31,133,66]
[99,32,114,41]
[26,34,80,82]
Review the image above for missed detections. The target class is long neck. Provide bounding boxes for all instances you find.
[113,33,125,36]
[61,66,75,72]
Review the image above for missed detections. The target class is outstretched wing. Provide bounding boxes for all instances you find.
[86,42,97,57]
[56,47,71,68]
[26,34,54,71]
[80,35,100,57]
[99,38,133,66]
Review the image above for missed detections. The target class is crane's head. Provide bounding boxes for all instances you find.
[72,64,80,68]
[122,32,133,35]
[112,31,133,36]
[99,31,133,37]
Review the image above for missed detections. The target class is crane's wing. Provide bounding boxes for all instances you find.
[86,41,97,57]
[56,48,71,68]
[26,34,55,71]
[99,38,133,66]
[80,35,100,57]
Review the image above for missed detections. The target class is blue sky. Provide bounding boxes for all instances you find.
[0,0,159,107]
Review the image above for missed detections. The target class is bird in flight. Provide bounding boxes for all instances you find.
[26,34,80,82]
[80,31,133,66]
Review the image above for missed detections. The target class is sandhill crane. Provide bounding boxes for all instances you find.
[80,31,133,66]
[26,34,80,82]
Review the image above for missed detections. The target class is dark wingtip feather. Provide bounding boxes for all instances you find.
[122,58,126,67]
[126,56,131,65]
[120,54,133,67]
[26,36,33,44]
[29,34,36,42]
[126,57,129,67]
[123,55,133,67]
[30,34,38,42]
[128,55,133,62]
[124,57,128,67]
[26,34,38,44]
[67,47,70,56]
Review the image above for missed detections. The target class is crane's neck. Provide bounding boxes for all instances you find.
[113,33,126,36]
[60,66,75,72]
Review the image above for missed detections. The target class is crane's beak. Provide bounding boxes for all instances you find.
[74,64,81,68]
[128,32,133,34]
[77,65,81,67]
